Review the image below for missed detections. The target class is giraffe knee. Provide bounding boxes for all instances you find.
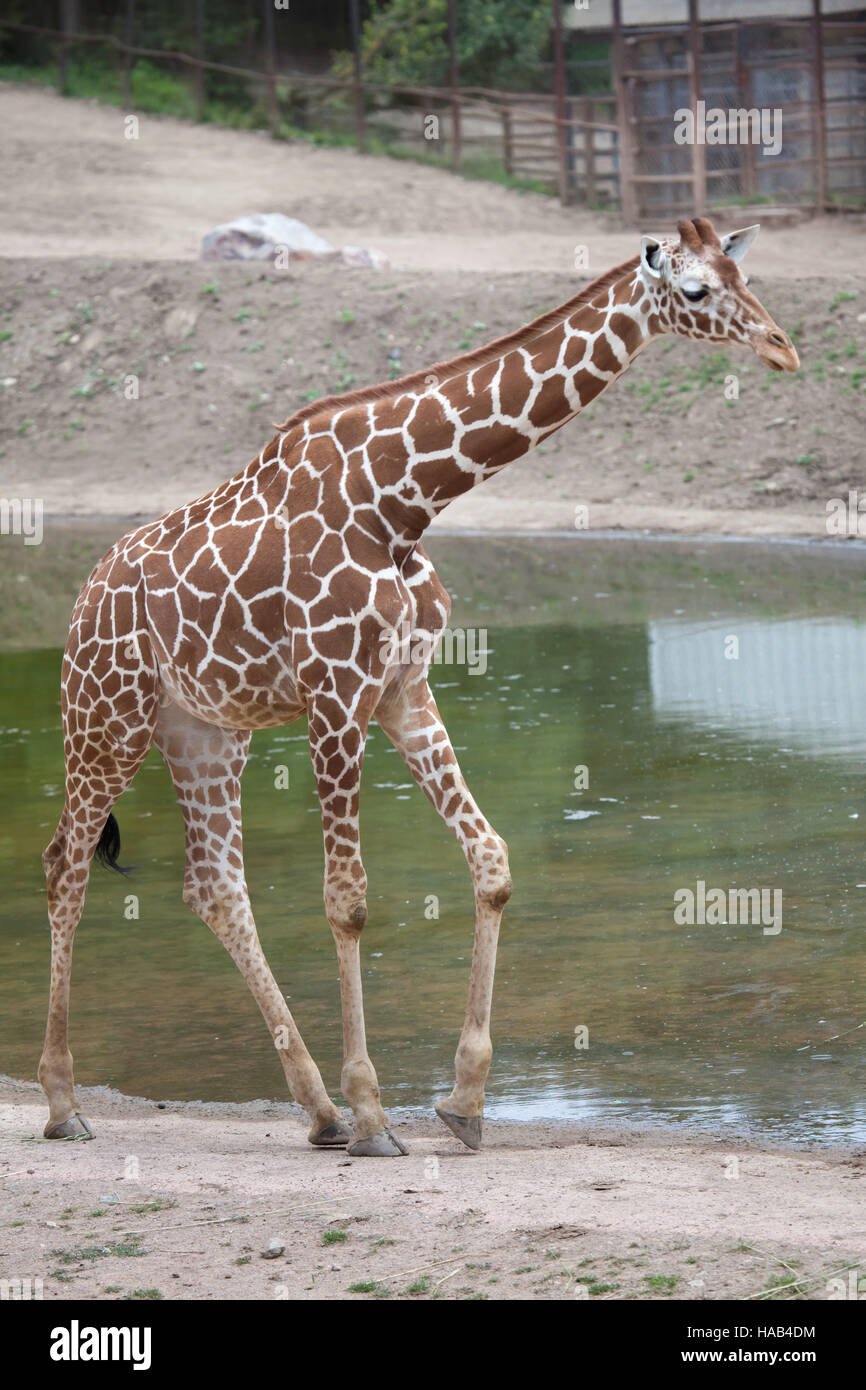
[326,891,368,934]
[474,836,512,909]
[484,876,513,911]
[331,900,368,933]
[349,900,367,930]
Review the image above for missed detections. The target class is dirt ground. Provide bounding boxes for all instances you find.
[5,83,863,277]
[1,81,865,538]
[2,1079,864,1303]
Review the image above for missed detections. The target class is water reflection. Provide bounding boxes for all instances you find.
[650,617,866,758]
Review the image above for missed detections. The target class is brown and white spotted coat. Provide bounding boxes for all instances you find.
[39,218,799,1155]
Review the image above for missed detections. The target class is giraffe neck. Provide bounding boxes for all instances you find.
[281,257,658,558]
[378,259,655,552]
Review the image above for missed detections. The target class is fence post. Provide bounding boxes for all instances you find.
[194,0,205,121]
[58,0,75,96]
[582,97,596,206]
[501,101,513,176]
[262,0,279,135]
[553,0,570,203]
[446,0,461,171]
[612,0,637,222]
[122,0,135,107]
[811,0,828,211]
[687,0,706,213]
[735,25,755,201]
[349,0,367,153]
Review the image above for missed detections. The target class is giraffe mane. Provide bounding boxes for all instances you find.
[273,254,641,434]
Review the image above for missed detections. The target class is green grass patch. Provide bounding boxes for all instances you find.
[51,1238,147,1264]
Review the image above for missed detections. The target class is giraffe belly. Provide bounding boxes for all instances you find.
[155,651,306,731]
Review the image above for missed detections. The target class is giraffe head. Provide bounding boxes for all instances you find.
[638,216,799,372]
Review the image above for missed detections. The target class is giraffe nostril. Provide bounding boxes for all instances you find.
[768,331,788,348]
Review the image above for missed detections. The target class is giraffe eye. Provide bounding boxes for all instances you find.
[683,286,710,302]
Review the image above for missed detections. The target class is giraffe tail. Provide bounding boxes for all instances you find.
[93,812,130,875]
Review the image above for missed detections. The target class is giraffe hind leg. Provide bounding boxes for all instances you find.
[154,700,348,1146]
[40,719,158,1139]
[40,587,161,1140]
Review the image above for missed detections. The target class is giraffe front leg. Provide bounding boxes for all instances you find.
[435,895,506,1151]
[330,925,406,1157]
[376,676,512,1151]
[308,697,407,1157]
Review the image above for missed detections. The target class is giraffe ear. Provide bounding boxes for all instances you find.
[721,224,760,264]
[640,235,668,283]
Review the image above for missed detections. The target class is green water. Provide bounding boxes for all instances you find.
[1,531,864,1146]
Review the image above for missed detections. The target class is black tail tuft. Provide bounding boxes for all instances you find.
[93,812,130,875]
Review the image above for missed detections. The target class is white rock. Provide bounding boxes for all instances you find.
[201,214,388,269]
[202,214,334,261]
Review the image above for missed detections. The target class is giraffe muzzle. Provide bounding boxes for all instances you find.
[753,326,800,374]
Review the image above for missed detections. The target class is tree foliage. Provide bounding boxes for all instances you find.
[333,0,553,92]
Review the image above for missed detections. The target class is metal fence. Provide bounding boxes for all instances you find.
[617,4,866,219]
[1,1,864,219]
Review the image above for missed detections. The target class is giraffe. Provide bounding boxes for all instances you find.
[39,217,799,1156]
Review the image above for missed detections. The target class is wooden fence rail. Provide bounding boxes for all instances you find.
[1,5,864,220]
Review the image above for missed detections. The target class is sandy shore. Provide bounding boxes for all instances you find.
[430,499,829,538]
[1,1078,863,1302]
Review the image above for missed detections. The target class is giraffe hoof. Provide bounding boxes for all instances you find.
[44,1112,94,1141]
[435,1104,482,1151]
[347,1129,408,1157]
[308,1121,353,1148]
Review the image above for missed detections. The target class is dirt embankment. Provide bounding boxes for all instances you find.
[0,256,864,538]
[2,1079,864,1302]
